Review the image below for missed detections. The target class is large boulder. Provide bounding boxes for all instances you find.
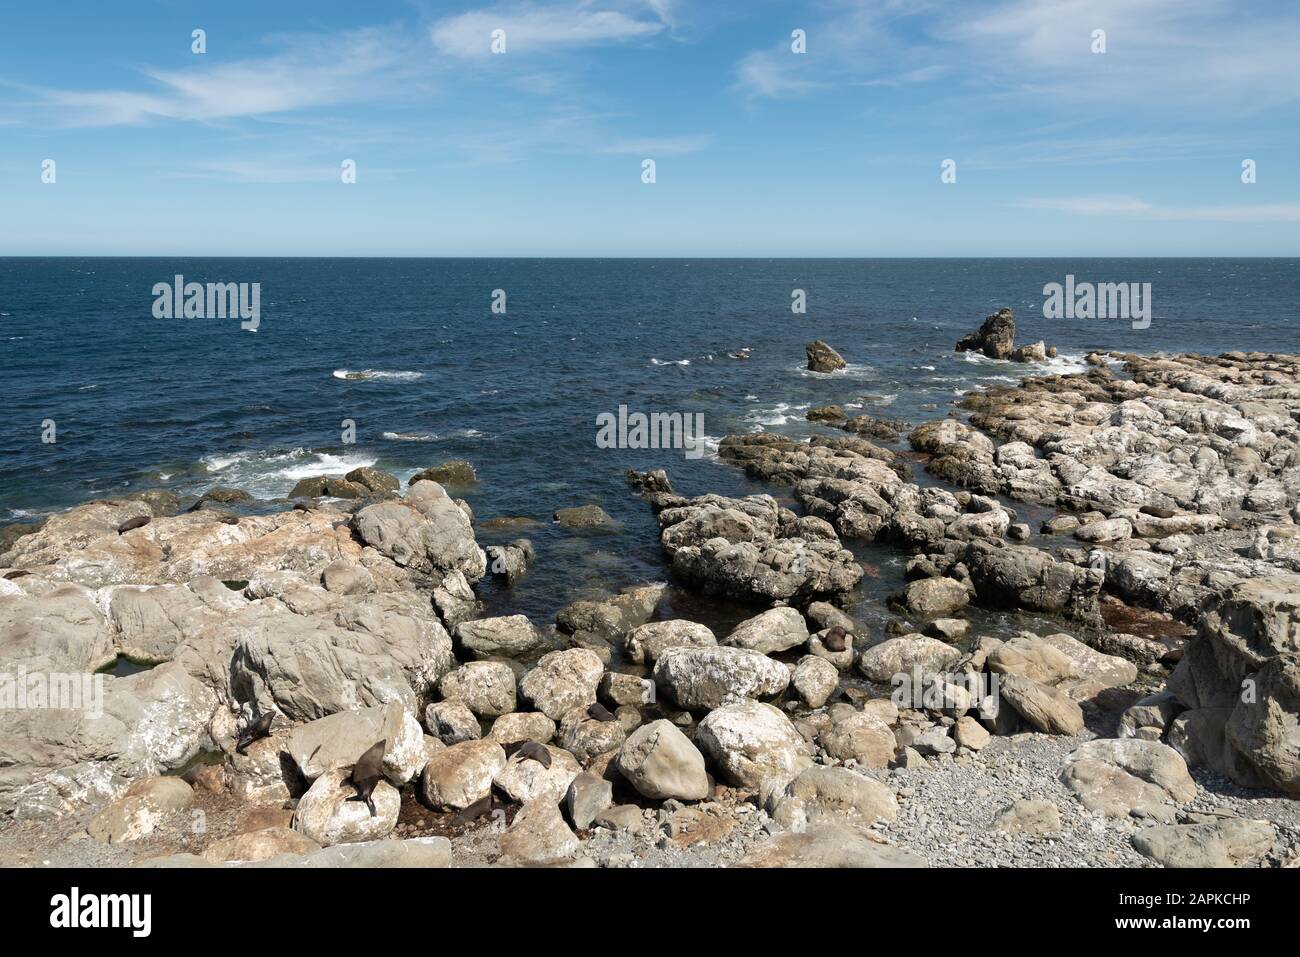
[497,800,581,865]
[1060,739,1197,822]
[350,480,486,583]
[656,493,862,604]
[955,308,1016,360]
[819,711,897,767]
[87,777,194,844]
[556,705,626,764]
[965,541,1103,623]
[1168,575,1300,794]
[420,740,507,810]
[896,577,969,618]
[624,620,716,665]
[696,701,811,796]
[455,615,550,660]
[806,340,847,373]
[518,648,604,719]
[615,719,709,801]
[653,646,790,711]
[285,702,425,785]
[493,745,581,805]
[1131,818,1276,868]
[791,655,839,708]
[766,766,898,830]
[292,768,400,846]
[722,607,810,655]
[229,594,454,720]
[999,674,1085,734]
[438,661,518,718]
[555,583,666,647]
[856,635,962,683]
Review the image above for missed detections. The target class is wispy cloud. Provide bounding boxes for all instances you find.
[1019,195,1300,222]
[18,27,420,127]
[732,0,1300,113]
[597,135,710,156]
[164,159,411,184]
[430,2,667,58]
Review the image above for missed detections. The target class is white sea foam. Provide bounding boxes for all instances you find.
[798,361,877,379]
[199,448,375,497]
[382,431,438,442]
[746,401,809,427]
[333,369,423,381]
[650,358,691,366]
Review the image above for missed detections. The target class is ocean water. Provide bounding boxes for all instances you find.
[2,258,1297,629]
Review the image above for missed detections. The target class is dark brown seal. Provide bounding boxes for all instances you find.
[823,626,850,653]
[234,711,275,754]
[504,739,552,768]
[343,739,387,816]
[587,702,616,722]
[116,515,151,534]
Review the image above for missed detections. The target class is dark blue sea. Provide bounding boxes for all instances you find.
[2,258,1297,628]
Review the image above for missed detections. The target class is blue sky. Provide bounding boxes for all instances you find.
[1,0,1298,256]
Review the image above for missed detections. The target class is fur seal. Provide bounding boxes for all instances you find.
[454,791,498,825]
[234,711,276,754]
[504,740,552,768]
[116,515,151,534]
[1140,505,1177,519]
[587,702,616,722]
[343,740,386,816]
[823,626,850,653]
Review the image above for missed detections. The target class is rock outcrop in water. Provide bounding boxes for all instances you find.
[955,308,1017,360]
[806,340,847,373]
[954,308,1056,363]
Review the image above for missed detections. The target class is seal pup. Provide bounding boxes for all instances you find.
[343,740,386,816]
[504,740,551,768]
[117,515,151,534]
[587,702,617,722]
[823,626,850,653]
[234,711,276,754]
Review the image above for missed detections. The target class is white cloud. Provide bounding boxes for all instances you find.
[431,2,665,58]
[27,27,417,126]
[733,0,1300,112]
[1019,195,1300,222]
[597,135,710,156]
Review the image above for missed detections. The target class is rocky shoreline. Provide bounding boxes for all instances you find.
[2,329,1299,869]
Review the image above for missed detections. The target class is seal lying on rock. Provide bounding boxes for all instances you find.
[342,740,386,816]
[116,515,150,534]
[504,740,552,768]
[587,702,617,722]
[234,712,276,755]
[823,626,850,653]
